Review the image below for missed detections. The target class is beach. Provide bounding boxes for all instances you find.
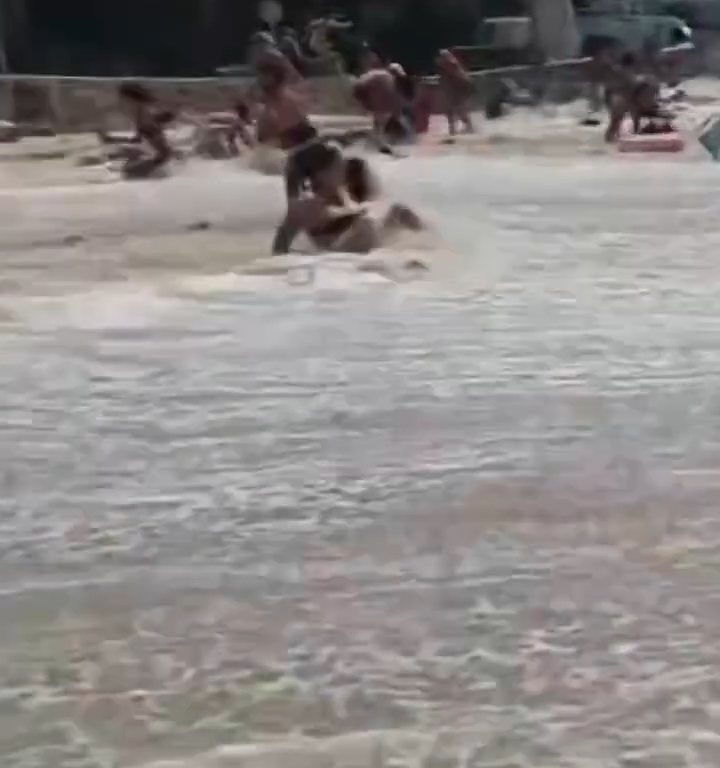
[3,84,720,768]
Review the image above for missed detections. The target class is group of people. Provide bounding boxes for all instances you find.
[351,47,475,149]
[589,46,676,143]
[99,40,483,255]
[251,47,425,254]
[97,33,678,256]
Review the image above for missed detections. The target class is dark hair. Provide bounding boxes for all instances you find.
[234,100,250,122]
[306,142,344,177]
[345,156,378,203]
[620,52,637,68]
[119,81,154,104]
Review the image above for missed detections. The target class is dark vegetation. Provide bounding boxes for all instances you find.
[2,0,485,76]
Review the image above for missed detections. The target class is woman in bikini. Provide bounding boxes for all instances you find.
[271,142,423,255]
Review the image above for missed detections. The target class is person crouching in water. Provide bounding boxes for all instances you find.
[604,53,673,142]
[272,142,423,255]
[192,100,255,159]
[254,56,325,201]
[352,66,412,153]
[112,82,174,179]
[436,49,475,137]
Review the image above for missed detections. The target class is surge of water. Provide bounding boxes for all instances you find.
[2,137,720,767]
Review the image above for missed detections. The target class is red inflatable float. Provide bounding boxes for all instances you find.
[618,132,685,153]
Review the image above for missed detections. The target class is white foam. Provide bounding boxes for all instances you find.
[136,729,460,768]
[174,269,310,297]
[247,146,287,177]
[7,284,184,332]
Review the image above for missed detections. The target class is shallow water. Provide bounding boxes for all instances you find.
[3,150,720,768]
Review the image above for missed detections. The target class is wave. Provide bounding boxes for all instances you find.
[3,284,185,332]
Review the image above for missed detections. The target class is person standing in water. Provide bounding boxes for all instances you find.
[106,82,174,179]
[271,142,423,255]
[254,55,324,201]
[352,66,411,152]
[387,63,418,142]
[436,49,474,137]
[603,52,670,142]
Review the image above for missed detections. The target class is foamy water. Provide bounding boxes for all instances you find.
[3,127,720,768]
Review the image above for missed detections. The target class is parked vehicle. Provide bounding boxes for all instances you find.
[577,12,693,55]
[454,17,535,71]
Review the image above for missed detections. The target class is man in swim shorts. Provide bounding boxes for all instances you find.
[352,66,412,152]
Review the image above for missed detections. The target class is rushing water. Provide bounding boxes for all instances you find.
[3,147,720,768]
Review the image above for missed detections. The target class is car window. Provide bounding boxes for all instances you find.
[670,25,688,44]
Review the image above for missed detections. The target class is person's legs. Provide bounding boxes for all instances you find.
[382,204,424,232]
[332,217,379,253]
[329,205,424,253]
[122,154,168,179]
[446,108,457,137]
[459,103,474,133]
[605,93,627,142]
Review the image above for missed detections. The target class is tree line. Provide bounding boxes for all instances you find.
[1,0,490,77]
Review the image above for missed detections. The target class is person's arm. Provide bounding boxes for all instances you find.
[272,206,303,255]
[371,117,396,156]
[328,186,367,216]
[605,95,626,143]
[324,204,366,221]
